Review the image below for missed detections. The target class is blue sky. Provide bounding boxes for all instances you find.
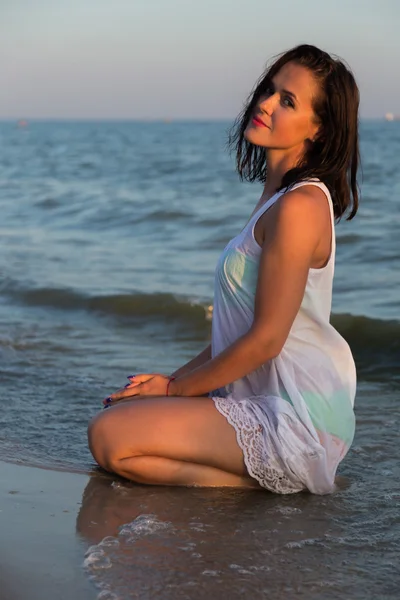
[1,0,398,119]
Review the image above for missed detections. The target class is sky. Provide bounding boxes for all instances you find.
[1,0,399,119]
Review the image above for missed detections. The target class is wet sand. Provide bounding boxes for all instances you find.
[1,455,398,600]
[0,461,96,600]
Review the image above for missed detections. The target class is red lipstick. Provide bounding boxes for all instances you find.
[252,115,268,128]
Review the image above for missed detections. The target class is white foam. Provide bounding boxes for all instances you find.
[118,513,172,539]
[285,538,322,549]
[98,536,120,548]
[229,564,253,575]
[110,480,129,495]
[276,506,302,515]
[83,514,173,597]
[97,590,119,600]
[83,549,112,570]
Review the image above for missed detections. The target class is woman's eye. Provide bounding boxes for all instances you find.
[282,96,294,108]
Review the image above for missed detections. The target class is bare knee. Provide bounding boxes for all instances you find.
[88,409,145,476]
[88,411,117,472]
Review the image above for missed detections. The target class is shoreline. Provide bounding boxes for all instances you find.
[0,460,96,600]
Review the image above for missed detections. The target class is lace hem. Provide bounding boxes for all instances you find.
[212,396,304,495]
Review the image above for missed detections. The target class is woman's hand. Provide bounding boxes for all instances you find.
[103,373,172,407]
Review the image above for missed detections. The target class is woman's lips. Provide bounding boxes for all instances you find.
[252,116,268,128]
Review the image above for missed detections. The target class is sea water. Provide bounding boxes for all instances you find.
[0,120,399,598]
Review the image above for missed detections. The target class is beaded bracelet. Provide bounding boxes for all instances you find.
[166,376,176,396]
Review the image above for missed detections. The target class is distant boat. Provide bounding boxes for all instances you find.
[17,119,28,128]
[385,113,400,121]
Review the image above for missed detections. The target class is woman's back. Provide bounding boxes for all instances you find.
[210,180,356,494]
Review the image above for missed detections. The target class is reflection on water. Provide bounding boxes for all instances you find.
[73,384,400,599]
[76,473,386,600]
[0,120,398,598]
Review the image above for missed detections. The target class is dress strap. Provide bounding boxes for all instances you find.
[248,189,284,223]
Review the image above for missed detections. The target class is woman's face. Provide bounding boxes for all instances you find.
[244,61,320,154]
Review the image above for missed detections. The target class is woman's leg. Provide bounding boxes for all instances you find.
[88,396,261,489]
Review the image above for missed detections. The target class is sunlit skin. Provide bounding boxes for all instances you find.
[244,61,320,199]
[88,62,333,488]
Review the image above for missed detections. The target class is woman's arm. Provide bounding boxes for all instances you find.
[169,187,329,397]
[170,344,212,378]
[105,187,330,405]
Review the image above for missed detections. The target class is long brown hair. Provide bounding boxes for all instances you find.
[229,44,361,220]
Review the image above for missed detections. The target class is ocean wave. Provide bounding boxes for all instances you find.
[331,313,400,379]
[2,281,398,377]
[3,282,213,324]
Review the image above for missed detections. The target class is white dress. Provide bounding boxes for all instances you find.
[209,180,356,495]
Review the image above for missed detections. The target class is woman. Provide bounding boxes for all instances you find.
[88,44,359,494]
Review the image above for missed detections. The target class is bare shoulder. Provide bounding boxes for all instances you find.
[277,184,330,226]
[254,184,331,248]
[257,185,330,243]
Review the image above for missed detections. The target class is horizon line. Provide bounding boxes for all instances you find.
[0,116,389,123]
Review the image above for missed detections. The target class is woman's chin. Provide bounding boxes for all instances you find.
[244,128,269,147]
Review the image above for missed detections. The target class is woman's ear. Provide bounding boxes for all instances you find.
[312,125,326,145]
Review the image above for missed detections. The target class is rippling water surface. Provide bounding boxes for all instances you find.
[0,120,399,598]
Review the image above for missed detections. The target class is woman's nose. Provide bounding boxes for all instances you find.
[258,94,275,115]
